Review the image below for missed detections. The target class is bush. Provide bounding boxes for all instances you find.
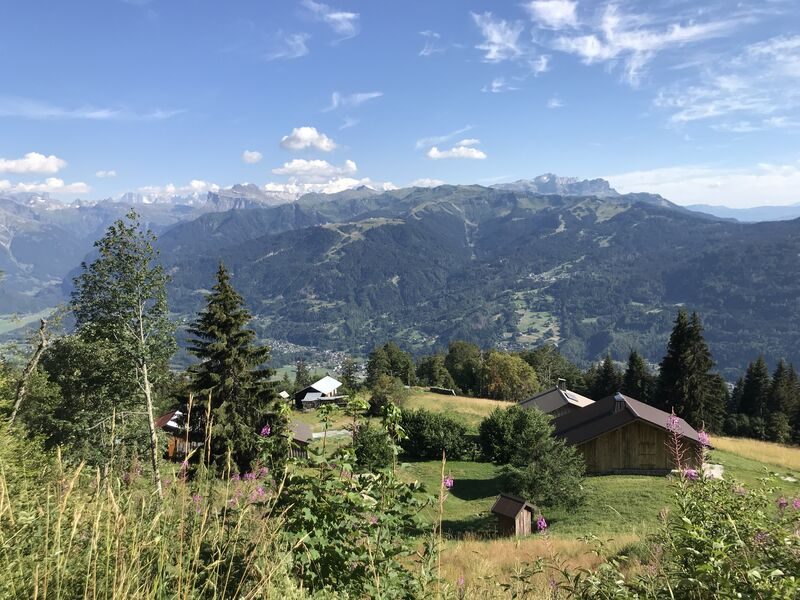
[368,374,407,416]
[353,422,394,471]
[479,406,586,509]
[399,409,470,460]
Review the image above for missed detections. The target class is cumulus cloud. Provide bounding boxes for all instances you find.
[0,95,183,121]
[554,4,739,84]
[525,0,578,30]
[427,139,487,160]
[263,177,396,196]
[0,152,67,174]
[138,180,220,196]
[280,126,337,151]
[95,170,117,178]
[606,161,800,207]
[1,177,90,195]
[272,158,357,182]
[409,178,446,188]
[242,150,263,164]
[303,0,360,40]
[265,32,310,60]
[471,12,524,63]
[324,91,383,111]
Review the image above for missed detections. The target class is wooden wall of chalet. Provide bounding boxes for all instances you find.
[577,420,700,475]
[496,509,533,536]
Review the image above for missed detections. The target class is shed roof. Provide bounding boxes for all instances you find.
[290,421,313,445]
[491,493,536,519]
[310,375,342,395]
[519,387,594,414]
[552,393,702,446]
[279,390,290,399]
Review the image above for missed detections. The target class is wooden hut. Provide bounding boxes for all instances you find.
[289,421,313,459]
[552,393,706,475]
[294,375,347,409]
[491,493,537,536]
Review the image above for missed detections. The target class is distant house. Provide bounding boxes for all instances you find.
[552,393,705,475]
[519,378,594,418]
[278,390,291,401]
[156,409,313,461]
[294,375,347,409]
[491,493,537,536]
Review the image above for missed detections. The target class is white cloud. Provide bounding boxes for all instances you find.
[263,177,396,196]
[324,91,383,111]
[482,77,518,93]
[280,126,337,151]
[0,152,66,174]
[419,30,444,57]
[2,177,90,195]
[272,158,357,182]
[471,12,524,63]
[606,161,800,208]
[242,150,263,164]
[427,139,487,160]
[265,32,310,60]
[0,95,183,120]
[137,180,220,197]
[415,125,473,150]
[340,116,359,130]
[303,0,360,40]
[409,178,446,188]
[547,96,564,108]
[529,55,551,75]
[656,35,800,125]
[525,1,578,30]
[95,170,117,178]
[554,5,739,84]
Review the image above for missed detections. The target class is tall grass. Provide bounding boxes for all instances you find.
[0,432,305,599]
[712,436,800,471]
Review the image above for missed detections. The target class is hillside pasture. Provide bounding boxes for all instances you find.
[400,389,512,429]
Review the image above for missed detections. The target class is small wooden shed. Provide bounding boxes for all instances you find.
[491,493,537,536]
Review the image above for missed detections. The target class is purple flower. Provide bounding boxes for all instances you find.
[244,472,257,481]
[260,424,271,437]
[777,497,789,511]
[368,514,378,525]
[258,466,269,478]
[666,412,682,434]
[457,576,465,588]
[249,486,267,502]
[792,498,800,510]
[753,531,770,545]
[231,473,240,482]
[536,515,548,532]
[443,476,454,490]
[698,429,710,446]
[683,469,700,481]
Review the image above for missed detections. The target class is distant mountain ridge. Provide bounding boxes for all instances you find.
[687,203,800,223]
[491,173,620,197]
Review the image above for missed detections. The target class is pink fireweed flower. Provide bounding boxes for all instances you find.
[793,498,800,510]
[368,514,378,525]
[457,576,465,588]
[258,466,269,478]
[231,473,241,482]
[536,515,548,532]
[260,424,271,437]
[443,475,454,490]
[698,429,710,446]
[683,469,700,481]
[666,411,682,434]
[777,497,789,511]
[244,472,257,481]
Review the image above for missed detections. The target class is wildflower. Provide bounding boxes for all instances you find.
[536,515,548,532]
[228,497,238,507]
[369,514,378,525]
[249,486,267,502]
[666,411,682,433]
[260,424,271,437]
[777,497,789,511]
[258,466,269,478]
[683,469,700,481]
[793,498,800,510]
[443,475,454,490]
[191,494,203,514]
[231,473,241,482]
[698,429,710,446]
[753,531,770,545]
[244,472,257,481]
[457,576,465,588]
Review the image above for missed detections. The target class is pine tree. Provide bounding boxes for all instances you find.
[656,310,725,432]
[340,357,359,393]
[622,350,655,403]
[588,354,622,399]
[294,359,312,390]
[187,263,282,473]
[72,210,175,495]
[769,360,800,417]
[739,356,771,424]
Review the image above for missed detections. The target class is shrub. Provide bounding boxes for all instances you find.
[353,422,394,471]
[399,408,470,460]
[479,406,586,509]
[368,374,408,416]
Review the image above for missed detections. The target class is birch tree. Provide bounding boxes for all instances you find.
[72,210,175,496]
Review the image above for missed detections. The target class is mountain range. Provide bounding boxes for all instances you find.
[2,176,799,379]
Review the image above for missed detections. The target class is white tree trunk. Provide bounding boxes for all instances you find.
[141,360,163,498]
[8,319,49,431]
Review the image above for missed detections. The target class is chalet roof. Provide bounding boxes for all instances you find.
[301,392,322,403]
[552,393,702,446]
[155,409,183,431]
[279,390,290,399]
[491,493,536,519]
[519,386,595,413]
[290,421,313,445]
[309,375,342,395]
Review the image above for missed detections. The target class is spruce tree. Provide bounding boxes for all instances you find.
[622,350,655,403]
[768,360,800,417]
[294,359,312,390]
[340,357,359,393]
[656,310,725,431]
[187,263,282,473]
[588,354,622,399]
[739,356,772,424]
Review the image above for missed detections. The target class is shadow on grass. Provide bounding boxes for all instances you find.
[441,514,497,539]
[448,474,506,501]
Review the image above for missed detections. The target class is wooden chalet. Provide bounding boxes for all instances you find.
[294,375,347,409]
[519,378,594,417]
[491,493,537,536]
[552,393,705,475]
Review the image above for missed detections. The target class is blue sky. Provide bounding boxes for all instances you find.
[1,0,800,207]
